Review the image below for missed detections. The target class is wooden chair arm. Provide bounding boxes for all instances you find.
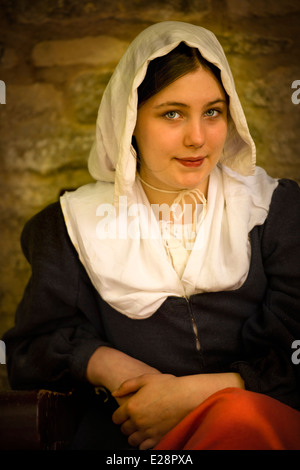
[0,389,81,450]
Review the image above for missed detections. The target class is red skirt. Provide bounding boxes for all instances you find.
[154,388,300,450]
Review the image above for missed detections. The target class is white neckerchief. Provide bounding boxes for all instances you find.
[137,175,207,278]
[60,164,278,319]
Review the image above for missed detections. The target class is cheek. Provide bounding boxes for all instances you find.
[209,122,228,150]
[137,122,172,156]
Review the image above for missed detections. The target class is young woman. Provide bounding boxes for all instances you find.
[3,21,300,450]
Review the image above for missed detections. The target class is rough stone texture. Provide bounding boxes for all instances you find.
[2,0,210,23]
[67,70,113,124]
[220,33,293,56]
[227,0,300,18]
[32,36,130,67]
[0,0,300,389]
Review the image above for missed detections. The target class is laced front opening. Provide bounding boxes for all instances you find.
[137,175,207,277]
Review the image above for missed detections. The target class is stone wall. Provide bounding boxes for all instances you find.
[0,0,300,386]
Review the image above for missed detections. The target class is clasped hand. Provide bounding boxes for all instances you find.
[111,371,244,450]
[112,373,190,450]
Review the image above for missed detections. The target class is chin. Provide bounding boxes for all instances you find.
[177,175,208,190]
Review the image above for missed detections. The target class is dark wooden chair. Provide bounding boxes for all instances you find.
[0,188,84,450]
[0,388,81,450]
[0,189,131,450]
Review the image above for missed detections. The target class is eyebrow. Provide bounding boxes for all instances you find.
[153,98,227,109]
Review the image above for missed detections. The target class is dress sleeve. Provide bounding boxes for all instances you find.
[3,202,109,391]
[232,179,300,410]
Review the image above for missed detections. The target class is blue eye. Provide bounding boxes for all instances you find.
[165,111,180,120]
[205,109,219,117]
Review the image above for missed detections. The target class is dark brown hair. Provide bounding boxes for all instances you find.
[137,42,226,108]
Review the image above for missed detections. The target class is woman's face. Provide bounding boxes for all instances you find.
[134,66,228,197]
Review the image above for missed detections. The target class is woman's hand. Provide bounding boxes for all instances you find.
[112,374,188,450]
[112,372,244,450]
[86,347,244,449]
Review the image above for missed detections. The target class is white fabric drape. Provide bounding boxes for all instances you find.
[60,21,278,319]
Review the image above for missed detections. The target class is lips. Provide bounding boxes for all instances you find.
[175,156,206,168]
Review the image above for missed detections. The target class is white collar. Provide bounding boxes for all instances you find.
[61,165,278,319]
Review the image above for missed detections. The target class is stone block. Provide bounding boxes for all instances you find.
[243,67,300,111]
[2,83,63,121]
[0,46,18,69]
[2,0,209,23]
[2,127,94,175]
[32,36,129,67]
[227,0,300,18]
[219,33,293,56]
[67,70,113,124]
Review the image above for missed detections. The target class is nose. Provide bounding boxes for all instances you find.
[184,118,206,148]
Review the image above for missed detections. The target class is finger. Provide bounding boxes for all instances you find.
[112,377,143,397]
[120,419,137,436]
[128,430,146,448]
[112,405,129,425]
[139,437,158,451]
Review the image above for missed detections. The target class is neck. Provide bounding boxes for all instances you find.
[137,174,207,228]
[137,174,208,207]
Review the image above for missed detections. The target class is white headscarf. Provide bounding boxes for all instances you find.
[60,21,278,319]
